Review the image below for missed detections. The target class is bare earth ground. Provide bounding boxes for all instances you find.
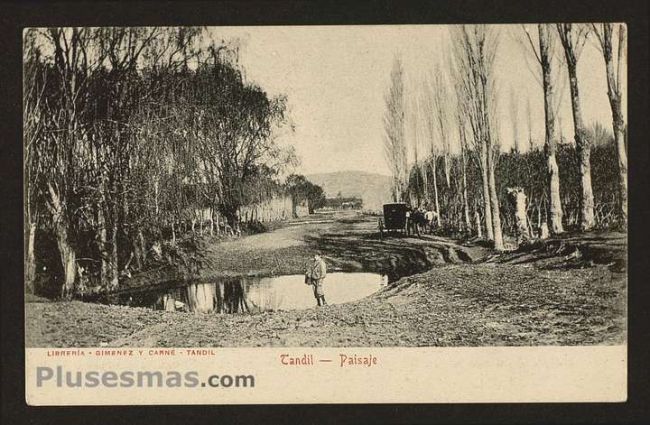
[25,212,626,347]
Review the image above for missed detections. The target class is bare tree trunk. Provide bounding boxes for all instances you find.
[576,139,595,230]
[558,24,595,231]
[57,235,76,299]
[540,221,550,239]
[601,24,627,226]
[452,25,501,243]
[154,179,159,216]
[539,24,565,234]
[138,230,146,264]
[613,27,628,227]
[529,208,536,239]
[98,168,113,287]
[480,146,494,241]
[475,209,483,239]
[487,150,504,250]
[459,125,472,233]
[47,184,76,298]
[98,205,109,286]
[568,79,593,230]
[53,212,77,298]
[547,152,563,232]
[410,98,422,206]
[420,162,429,205]
[507,187,532,245]
[461,146,471,232]
[432,158,441,227]
[25,221,36,294]
[566,66,595,230]
[614,123,628,226]
[443,154,450,187]
[109,215,119,290]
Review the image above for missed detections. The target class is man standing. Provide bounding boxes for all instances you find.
[305,254,327,306]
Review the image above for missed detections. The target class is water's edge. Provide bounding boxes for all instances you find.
[94,272,388,314]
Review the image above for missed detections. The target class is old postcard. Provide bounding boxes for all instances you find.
[23,24,627,405]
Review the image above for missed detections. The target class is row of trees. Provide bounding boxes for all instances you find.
[407,134,622,238]
[383,24,627,249]
[286,174,327,213]
[24,27,297,297]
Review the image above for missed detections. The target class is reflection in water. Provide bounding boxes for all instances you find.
[115,273,387,314]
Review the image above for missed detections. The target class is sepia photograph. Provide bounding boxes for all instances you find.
[23,24,627,351]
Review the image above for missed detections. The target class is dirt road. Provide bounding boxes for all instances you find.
[168,211,488,281]
[25,212,627,347]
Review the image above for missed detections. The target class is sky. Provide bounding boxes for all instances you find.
[207,25,625,177]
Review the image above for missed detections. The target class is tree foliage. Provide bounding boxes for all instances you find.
[286,174,326,213]
[24,27,293,297]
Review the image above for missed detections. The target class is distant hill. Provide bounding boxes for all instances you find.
[305,171,393,212]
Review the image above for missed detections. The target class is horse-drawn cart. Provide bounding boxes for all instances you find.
[378,202,408,239]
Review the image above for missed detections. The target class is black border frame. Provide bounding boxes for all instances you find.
[1,1,648,424]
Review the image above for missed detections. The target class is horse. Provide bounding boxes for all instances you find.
[424,210,438,234]
[408,208,427,237]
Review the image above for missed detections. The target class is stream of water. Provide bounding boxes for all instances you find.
[107,272,388,313]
